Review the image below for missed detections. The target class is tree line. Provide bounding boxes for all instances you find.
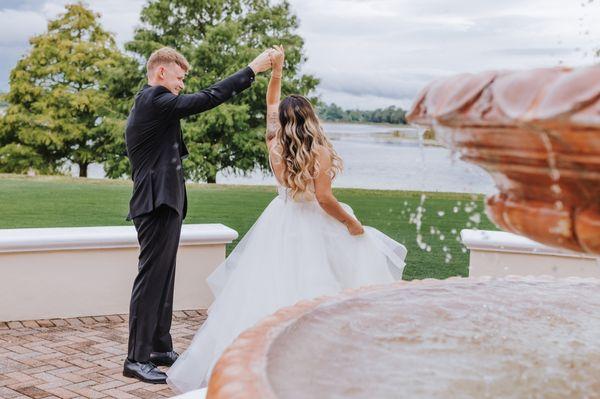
[317,103,407,125]
[0,1,317,182]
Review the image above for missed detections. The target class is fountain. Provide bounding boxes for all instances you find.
[199,66,600,398]
[408,66,600,254]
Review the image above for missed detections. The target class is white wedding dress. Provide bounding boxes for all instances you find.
[167,184,407,393]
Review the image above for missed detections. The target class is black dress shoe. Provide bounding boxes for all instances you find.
[149,350,179,367]
[123,359,167,384]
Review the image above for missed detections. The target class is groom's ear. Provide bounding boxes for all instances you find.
[157,65,167,80]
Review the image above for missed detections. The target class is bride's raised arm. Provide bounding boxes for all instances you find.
[266,45,284,142]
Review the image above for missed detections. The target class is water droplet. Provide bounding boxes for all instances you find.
[469,213,481,224]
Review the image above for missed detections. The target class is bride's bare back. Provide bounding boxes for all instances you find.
[264,46,364,235]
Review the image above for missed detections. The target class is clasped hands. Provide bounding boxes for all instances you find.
[248,45,285,77]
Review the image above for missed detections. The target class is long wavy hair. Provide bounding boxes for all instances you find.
[272,95,343,198]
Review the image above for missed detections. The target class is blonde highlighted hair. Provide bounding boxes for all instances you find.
[273,95,343,198]
[146,47,190,74]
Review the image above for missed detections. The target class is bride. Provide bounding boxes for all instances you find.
[166,45,407,393]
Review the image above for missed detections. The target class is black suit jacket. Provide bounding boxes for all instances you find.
[125,66,256,220]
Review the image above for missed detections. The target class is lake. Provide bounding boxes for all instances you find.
[83,122,496,195]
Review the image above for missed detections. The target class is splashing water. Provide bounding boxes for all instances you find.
[409,193,428,251]
[539,131,564,211]
[406,127,430,252]
[403,125,487,264]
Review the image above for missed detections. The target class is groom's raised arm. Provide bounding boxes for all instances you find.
[153,49,272,119]
[153,67,255,119]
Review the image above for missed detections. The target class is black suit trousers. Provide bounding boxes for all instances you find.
[128,205,183,362]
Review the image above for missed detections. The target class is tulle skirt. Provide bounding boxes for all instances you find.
[167,193,407,393]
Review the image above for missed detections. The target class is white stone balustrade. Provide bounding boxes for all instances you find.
[0,224,237,322]
[461,229,600,277]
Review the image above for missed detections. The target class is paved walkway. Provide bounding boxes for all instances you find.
[0,311,207,399]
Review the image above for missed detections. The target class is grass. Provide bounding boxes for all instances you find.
[0,174,498,280]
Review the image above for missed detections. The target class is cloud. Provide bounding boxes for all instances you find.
[0,0,47,11]
[0,1,145,91]
[0,0,598,110]
[0,9,47,45]
[491,47,578,56]
[289,0,599,108]
[310,69,430,101]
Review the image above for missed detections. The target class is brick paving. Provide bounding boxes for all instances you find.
[0,310,207,398]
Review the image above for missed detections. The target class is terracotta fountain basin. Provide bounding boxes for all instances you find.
[406,65,600,254]
[207,277,600,398]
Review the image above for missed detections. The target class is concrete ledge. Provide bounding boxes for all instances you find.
[0,224,238,322]
[0,224,237,252]
[461,229,600,277]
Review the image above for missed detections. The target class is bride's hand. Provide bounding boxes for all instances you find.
[271,45,285,72]
[345,218,364,236]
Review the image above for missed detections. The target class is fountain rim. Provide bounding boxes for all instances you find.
[205,275,600,399]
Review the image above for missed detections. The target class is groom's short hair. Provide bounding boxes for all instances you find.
[146,47,190,74]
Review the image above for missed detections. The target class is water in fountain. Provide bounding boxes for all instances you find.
[266,278,600,399]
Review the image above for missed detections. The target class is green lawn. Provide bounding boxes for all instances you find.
[0,174,498,280]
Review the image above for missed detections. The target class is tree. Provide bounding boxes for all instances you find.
[104,0,319,183]
[317,102,408,125]
[317,102,345,121]
[0,3,132,177]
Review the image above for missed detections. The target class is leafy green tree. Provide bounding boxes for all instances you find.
[0,2,133,177]
[317,102,345,121]
[105,0,318,183]
[317,102,407,124]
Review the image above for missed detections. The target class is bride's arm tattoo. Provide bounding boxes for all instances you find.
[266,110,279,140]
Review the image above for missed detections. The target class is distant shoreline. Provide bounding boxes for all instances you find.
[321,120,412,129]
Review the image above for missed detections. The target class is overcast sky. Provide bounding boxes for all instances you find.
[0,0,598,109]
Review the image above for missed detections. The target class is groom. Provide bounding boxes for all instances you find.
[123,46,272,384]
